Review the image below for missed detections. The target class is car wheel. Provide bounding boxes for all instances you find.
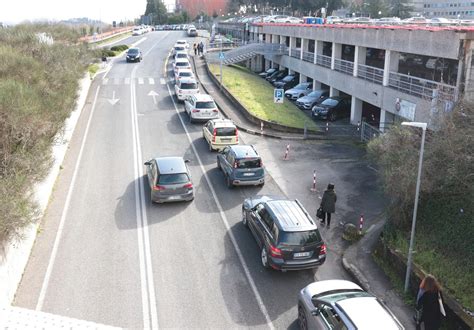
[189,115,194,123]
[242,208,248,227]
[298,306,308,330]
[329,112,337,121]
[217,157,221,169]
[226,175,233,188]
[209,142,213,152]
[261,247,269,268]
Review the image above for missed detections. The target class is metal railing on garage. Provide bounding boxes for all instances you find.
[302,51,314,63]
[315,54,332,68]
[388,72,458,100]
[334,58,354,75]
[360,121,383,142]
[290,48,301,59]
[357,64,384,85]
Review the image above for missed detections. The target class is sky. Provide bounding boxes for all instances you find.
[0,0,176,24]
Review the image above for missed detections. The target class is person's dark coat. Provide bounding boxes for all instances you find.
[417,291,443,330]
[321,188,337,213]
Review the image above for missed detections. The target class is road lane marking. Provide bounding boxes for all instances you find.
[102,78,109,85]
[160,78,166,85]
[131,66,159,329]
[113,77,120,85]
[164,52,274,328]
[36,86,101,311]
[148,78,155,85]
[138,78,144,85]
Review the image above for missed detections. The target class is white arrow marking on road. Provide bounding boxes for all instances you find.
[148,90,159,105]
[107,90,120,105]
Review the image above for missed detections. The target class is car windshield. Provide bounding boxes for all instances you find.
[180,82,198,90]
[321,99,339,106]
[128,49,139,54]
[175,46,185,51]
[176,53,187,58]
[278,230,322,245]
[216,127,236,136]
[180,72,193,77]
[237,158,261,169]
[196,101,216,109]
[176,62,189,67]
[282,76,294,82]
[294,84,308,90]
[308,91,323,98]
[158,173,189,184]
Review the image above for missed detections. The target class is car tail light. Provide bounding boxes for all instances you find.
[152,185,166,191]
[233,161,238,169]
[212,109,218,113]
[183,183,193,189]
[235,128,239,143]
[270,245,282,258]
[320,244,327,255]
[192,108,200,113]
[259,159,263,167]
[212,128,217,142]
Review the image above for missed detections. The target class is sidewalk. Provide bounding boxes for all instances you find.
[192,51,416,328]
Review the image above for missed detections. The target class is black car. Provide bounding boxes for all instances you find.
[126,47,142,63]
[259,67,277,78]
[312,96,351,121]
[273,74,299,89]
[266,69,288,83]
[242,195,326,271]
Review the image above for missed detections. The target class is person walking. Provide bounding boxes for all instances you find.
[415,274,445,330]
[320,183,337,228]
[199,41,204,55]
[193,43,197,56]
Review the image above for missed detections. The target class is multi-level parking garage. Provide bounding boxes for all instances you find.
[216,22,474,130]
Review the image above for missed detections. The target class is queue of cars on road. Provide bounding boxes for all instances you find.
[142,31,404,329]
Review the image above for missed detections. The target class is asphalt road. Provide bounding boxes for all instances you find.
[14,31,385,328]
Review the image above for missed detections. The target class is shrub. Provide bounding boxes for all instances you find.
[101,49,116,57]
[0,24,93,241]
[110,44,128,52]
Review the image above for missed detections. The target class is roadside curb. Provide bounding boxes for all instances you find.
[0,73,93,306]
[341,255,371,292]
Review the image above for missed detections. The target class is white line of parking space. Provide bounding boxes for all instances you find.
[35,87,101,311]
[164,79,275,330]
[130,66,159,329]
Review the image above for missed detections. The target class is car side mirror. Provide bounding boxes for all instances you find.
[311,308,320,316]
[144,161,151,166]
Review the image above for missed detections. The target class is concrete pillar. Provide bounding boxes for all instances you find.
[313,80,322,90]
[350,96,363,125]
[265,59,271,70]
[289,36,294,54]
[331,42,342,70]
[383,50,400,86]
[301,38,306,60]
[353,46,367,77]
[379,109,386,131]
[266,33,271,43]
[258,33,264,43]
[330,87,340,97]
[314,40,323,64]
[300,74,307,83]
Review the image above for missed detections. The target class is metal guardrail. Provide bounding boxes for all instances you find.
[315,54,332,68]
[302,51,314,63]
[334,58,354,75]
[290,48,301,59]
[358,64,384,85]
[388,71,457,100]
[361,121,382,142]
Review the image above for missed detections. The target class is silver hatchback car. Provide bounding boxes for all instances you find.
[298,280,403,330]
[144,157,194,203]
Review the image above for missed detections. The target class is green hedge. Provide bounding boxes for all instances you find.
[110,44,128,52]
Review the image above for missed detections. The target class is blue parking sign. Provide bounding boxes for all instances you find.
[274,89,284,104]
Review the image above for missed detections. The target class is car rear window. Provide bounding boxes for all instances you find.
[216,127,236,136]
[177,53,187,58]
[176,62,189,67]
[196,101,216,109]
[237,158,261,169]
[180,83,198,89]
[278,230,322,246]
[180,71,193,77]
[158,173,189,184]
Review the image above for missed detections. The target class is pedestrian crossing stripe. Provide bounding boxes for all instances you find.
[101,77,166,86]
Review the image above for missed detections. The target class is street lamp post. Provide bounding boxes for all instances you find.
[402,121,427,293]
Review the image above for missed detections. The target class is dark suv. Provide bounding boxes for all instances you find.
[266,69,288,83]
[217,145,265,187]
[242,196,326,271]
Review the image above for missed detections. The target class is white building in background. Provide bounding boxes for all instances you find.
[411,0,474,18]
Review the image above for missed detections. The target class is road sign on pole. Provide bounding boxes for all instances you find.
[219,52,225,60]
[274,89,284,103]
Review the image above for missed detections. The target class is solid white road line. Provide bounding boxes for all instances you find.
[165,78,275,329]
[131,66,159,329]
[149,78,155,85]
[138,78,144,85]
[36,86,101,311]
[102,78,109,85]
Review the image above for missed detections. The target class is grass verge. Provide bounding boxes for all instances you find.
[92,32,132,47]
[88,63,100,77]
[208,64,318,131]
